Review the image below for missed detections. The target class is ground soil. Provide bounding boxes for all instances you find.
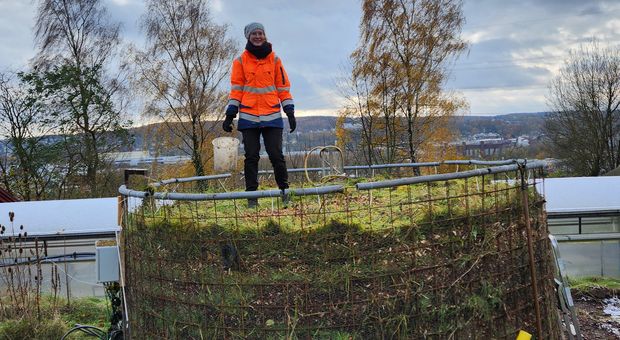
[574,288,620,339]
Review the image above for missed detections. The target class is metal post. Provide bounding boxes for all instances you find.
[520,165,543,339]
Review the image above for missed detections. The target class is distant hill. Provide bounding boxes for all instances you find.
[454,112,547,138]
[122,112,548,153]
[286,112,548,138]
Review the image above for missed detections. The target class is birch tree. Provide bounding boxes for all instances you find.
[132,0,237,177]
[0,75,61,200]
[31,0,131,197]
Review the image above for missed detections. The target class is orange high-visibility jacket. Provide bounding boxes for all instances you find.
[227,50,294,130]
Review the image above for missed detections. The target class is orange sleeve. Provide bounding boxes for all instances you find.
[228,56,245,107]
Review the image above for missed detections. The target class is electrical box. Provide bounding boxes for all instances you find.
[96,245,120,283]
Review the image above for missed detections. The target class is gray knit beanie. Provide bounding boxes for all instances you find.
[244,22,265,39]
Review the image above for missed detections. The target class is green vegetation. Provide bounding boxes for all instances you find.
[0,295,109,340]
[137,177,527,235]
[568,276,620,293]
[124,178,556,338]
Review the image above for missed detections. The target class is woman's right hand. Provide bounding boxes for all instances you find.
[222,115,234,132]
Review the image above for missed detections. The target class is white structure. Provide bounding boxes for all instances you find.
[538,177,620,278]
[543,177,620,217]
[0,198,120,297]
[0,197,120,237]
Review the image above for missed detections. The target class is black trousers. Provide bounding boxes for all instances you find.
[241,127,289,191]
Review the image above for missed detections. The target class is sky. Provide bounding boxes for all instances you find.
[1,0,620,117]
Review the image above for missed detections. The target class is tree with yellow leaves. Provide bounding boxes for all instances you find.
[350,0,467,172]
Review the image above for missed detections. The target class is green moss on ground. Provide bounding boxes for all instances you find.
[568,276,620,293]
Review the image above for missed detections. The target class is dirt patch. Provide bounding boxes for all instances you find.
[574,289,620,339]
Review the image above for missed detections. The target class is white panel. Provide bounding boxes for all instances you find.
[537,177,620,214]
[96,246,120,283]
[0,197,120,236]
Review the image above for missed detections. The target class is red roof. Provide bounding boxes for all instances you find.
[0,187,18,203]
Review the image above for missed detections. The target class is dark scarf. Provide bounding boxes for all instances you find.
[245,41,272,59]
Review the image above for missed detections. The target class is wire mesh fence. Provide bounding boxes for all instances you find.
[120,160,561,339]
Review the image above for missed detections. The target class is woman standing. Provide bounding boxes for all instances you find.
[222,22,296,207]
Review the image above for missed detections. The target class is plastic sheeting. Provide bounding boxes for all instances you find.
[0,197,119,237]
[538,177,620,214]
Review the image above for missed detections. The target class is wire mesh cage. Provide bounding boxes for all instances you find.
[120,160,562,339]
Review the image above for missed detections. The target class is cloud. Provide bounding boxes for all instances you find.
[462,88,548,115]
[0,1,35,72]
[108,0,130,6]
[446,0,620,113]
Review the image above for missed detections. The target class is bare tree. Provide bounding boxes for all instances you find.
[351,0,467,171]
[546,40,620,176]
[337,63,380,166]
[0,75,63,200]
[31,0,130,197]
[131,0,237,177]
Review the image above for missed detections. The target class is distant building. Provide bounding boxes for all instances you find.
[453,139,514,157]
[515,135,530,147]
[105,150,191,166]
[450,132,517,157]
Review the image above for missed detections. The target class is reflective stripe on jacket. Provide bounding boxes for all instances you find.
[228,50,294,130]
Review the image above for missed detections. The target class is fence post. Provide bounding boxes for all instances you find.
[519,164,543,339]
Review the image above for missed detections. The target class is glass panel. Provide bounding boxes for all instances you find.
[602,240,620,277]
[581,216,618,234]
[557,241,603,278]
[612,216,620,232]
[548,217,579,235]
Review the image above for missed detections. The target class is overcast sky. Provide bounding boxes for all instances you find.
[1,0,620,118]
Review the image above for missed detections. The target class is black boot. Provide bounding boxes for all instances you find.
[281,189,290,208]
[247,198,258,209]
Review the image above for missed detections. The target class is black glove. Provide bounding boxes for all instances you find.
[222,105,238,132]
[283,104,296,132]
[287,114,296,132]
[222,115,234,132]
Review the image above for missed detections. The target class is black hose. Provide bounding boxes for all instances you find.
[0,252,96,267]
[61,324,106,339]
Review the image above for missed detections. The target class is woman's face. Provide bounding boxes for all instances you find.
[249,30,266,46]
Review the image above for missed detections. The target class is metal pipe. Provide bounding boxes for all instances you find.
[151,173,231,187]
[554,233,620,241]
[442,159,520,166]
[256,159,533,175]
[345,162,440,170]
[519,165,544,339]
[119,184,344,201]
[356,161,546,190]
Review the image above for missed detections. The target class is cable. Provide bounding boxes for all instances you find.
[61,324,106,339]
[116,230,130,331]
[0,252,95,267]
[44,259,105,287]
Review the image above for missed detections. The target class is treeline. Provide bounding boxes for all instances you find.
[0,0,235,200]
